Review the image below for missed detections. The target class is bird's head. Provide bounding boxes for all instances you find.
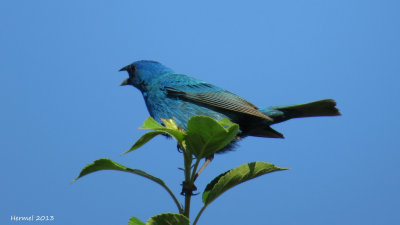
[119,60,174,91]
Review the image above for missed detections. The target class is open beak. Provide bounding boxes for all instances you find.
[119,65,131,86]
[120,78,130,86]
[119,65,129,72]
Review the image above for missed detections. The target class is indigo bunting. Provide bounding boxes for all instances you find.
[120,60,340,152]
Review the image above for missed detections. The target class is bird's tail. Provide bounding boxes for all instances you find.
[263,99,341,124]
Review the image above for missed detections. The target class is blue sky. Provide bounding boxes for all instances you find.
[1,0,399,224]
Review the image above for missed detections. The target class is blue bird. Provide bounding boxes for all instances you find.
[120,60,340,152]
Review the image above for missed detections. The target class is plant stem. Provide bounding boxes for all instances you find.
[190,158,201,183]
[183,158,201,219]
[160,183,184,214]
[182,149,193,218]
[183,150,192,182]
[184,191,192,218]
[192,204,207,225]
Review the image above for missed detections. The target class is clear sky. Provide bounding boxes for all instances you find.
[2,1,400,225]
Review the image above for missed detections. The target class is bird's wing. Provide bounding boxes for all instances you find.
[164,83,273,121]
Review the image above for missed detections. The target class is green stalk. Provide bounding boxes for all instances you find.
[159,183,183,214]
[183,149,193,218]
[184,191,192,218]
[192,204,208,225]
[190,158,201,183]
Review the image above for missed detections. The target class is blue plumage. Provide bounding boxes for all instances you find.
[120,60,340,152]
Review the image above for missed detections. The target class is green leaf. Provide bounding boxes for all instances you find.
[128,216,145,225]
[73,159,183,213]
[185,116,239,158]
[123,118,185,155]
[139,117,164,129]
[73,159,166,185]
[146,213,189,225]
[122,130,166,155]
[160,128,185,144]
[218,117,237,127]
[138,117,184,142]
[161,118,179,130]
[202,161,288,205]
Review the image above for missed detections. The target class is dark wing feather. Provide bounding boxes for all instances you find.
[165,84,273,121]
